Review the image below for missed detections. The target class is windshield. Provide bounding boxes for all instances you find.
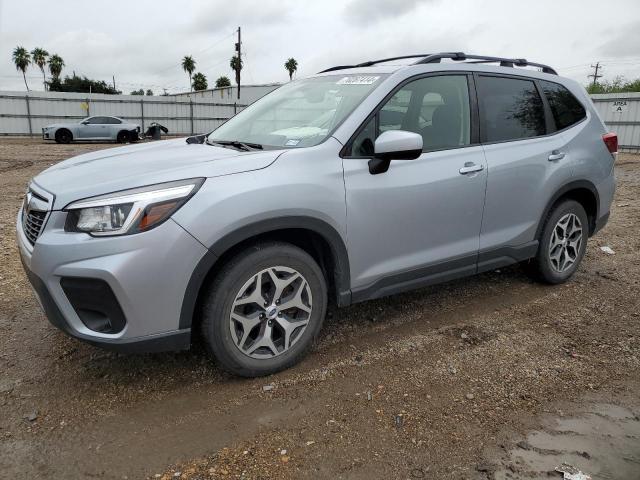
[207,74,387,149]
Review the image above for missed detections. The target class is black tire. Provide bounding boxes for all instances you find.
[116,131,130,143]
[55,129,72,144]
[201,242,328,377]
[528,200,589,284]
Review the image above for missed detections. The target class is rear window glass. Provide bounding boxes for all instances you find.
[477,76,546,142]
[540,81,586,131]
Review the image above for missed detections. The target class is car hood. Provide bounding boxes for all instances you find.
[33,138,284,209]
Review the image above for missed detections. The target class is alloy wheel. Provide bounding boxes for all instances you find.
[548,213,583,273]
[229,266,313,359]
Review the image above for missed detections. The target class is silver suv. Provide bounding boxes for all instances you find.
[17,53,616,377]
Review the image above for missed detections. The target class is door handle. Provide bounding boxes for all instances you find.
[459,163,484,175]
[548,150,566,161]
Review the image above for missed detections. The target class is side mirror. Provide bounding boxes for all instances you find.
[81,121,89,125]
[369,130,423,175]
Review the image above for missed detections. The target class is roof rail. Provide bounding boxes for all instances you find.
[318,52,558,75]
[414,52,558,75]
[318,55,431,73]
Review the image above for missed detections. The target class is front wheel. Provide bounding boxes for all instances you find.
[528,200,589,284]
[55,129,72,144]
[201,242,327,377]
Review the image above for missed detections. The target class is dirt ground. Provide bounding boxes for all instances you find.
[0,137,638,480]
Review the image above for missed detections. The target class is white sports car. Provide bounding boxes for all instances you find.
[42,116,140,144]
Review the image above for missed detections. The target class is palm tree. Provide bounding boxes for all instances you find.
[12,46,31,91]
[182,55,196,92]
[284,58,298,81]
[31,48,49,90]
[192,72,208,91]
[48,54,65,80]
[230,55,242,90]
[215,76,231,88]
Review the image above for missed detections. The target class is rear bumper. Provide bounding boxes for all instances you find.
[593,211,610,235]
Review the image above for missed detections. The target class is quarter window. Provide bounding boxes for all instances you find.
[348,75,471,156]
[540,81,586,131]
[477,76,546,142]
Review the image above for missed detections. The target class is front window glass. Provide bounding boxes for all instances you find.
[207,74,387,149]
[85,117,106,124]
[348,75,471,156]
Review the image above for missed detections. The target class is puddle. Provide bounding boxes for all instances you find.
[493,404,640,480]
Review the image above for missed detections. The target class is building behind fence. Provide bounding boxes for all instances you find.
[0,84,280,137]
[1,87,640,151]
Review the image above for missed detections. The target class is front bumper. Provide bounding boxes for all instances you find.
[17,204,210,353]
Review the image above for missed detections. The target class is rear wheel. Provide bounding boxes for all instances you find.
[116,131,130,143]
[55,129,72,144]
[528,200,588,284]
[201,242,327,377]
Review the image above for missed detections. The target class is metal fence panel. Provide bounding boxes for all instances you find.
[0,90,251,136]
[591,92,640,151]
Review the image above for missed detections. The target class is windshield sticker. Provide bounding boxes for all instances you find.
[337,75,380,85]
[285,139,301,146]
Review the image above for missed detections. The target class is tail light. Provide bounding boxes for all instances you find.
[602,132,618,155]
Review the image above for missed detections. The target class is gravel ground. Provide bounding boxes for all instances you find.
[0,138,638,479]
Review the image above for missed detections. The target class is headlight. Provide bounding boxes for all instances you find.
[64,178,204,236]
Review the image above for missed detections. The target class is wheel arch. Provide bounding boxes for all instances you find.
[536,180,599,240]
[179,217,351,331]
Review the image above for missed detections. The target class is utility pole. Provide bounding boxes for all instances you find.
[112,75,116,91]
[235,26,241,100]
[588,62,602,87]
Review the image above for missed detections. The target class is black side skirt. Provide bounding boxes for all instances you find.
[350,241,538,304]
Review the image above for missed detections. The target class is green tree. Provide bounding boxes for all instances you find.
[230,55,242,90]
[31,48,49,90]
[12,46,31,91]
[192,72,208,91]
[215,76,231,88]
[284,57,298,81]
[586,76,640,94]
[182,55,196,92]
[130,89,144,95]
[48,54,65,80]
[48,75,121,94]
[146,89,154,96]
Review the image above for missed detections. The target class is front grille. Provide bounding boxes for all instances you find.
[23,209,47,245]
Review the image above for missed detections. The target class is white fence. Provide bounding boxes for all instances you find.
[2,88,640,150]
[590,92,640,152]
[0,86,278,136]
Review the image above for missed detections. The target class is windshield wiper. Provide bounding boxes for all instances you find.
[206,139,263,151]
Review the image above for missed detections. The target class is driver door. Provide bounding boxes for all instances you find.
[79,117,106,139]
[342,74,487,300]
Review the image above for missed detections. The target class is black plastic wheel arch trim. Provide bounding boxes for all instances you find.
[178,216,352,330]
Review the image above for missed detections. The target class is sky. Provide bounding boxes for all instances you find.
[0,0,639,94]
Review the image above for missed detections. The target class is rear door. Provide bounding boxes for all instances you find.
[342,73,488,298]
[476,74,573,268]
